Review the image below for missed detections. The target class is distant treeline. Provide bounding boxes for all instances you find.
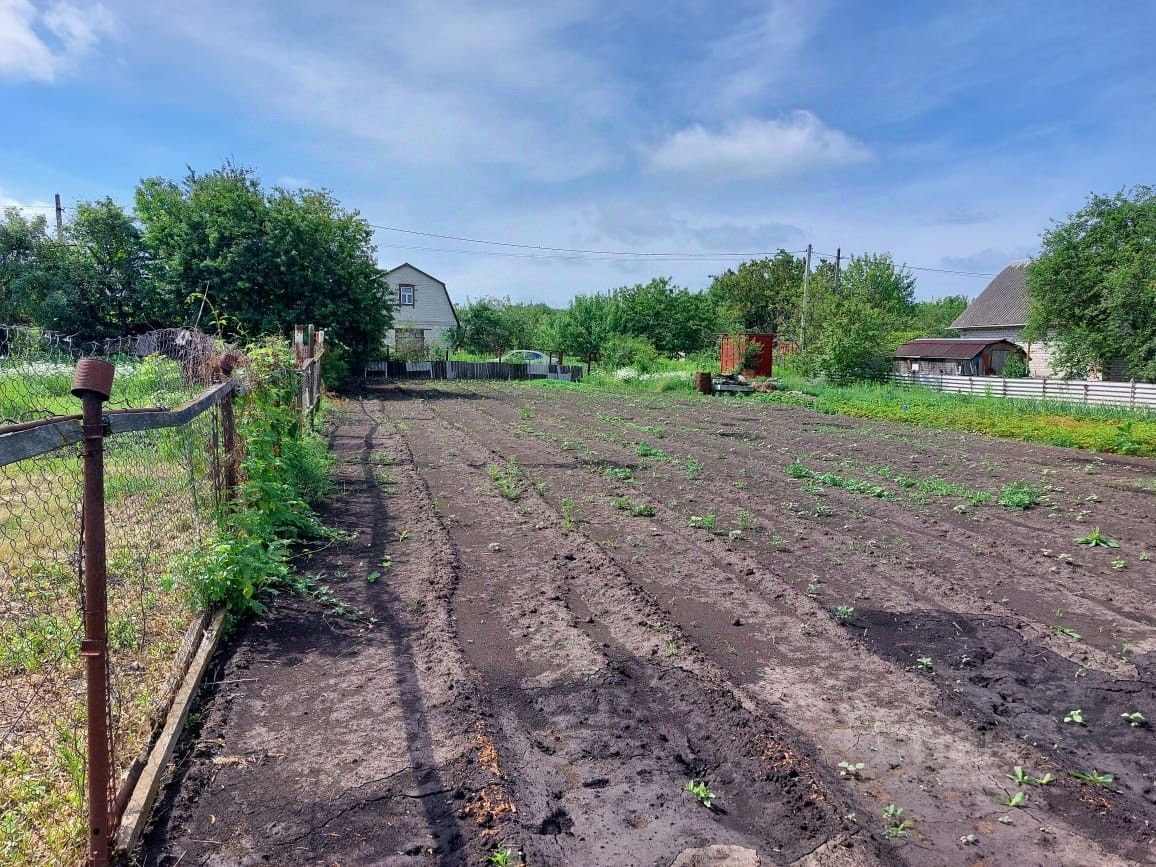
[454,252,967,380]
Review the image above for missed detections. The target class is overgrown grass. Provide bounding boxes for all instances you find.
[758,379,1156,457]
[523,357,1156,455]
[0,338,334,865]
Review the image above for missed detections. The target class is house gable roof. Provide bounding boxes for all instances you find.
[385,262,446,287]
[950,260,1031,329]
[892,338,1022,360]
[383,263,460,328]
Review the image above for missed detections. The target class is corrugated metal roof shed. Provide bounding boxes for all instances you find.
[892,338,1016,359]
[950,261,1031,328]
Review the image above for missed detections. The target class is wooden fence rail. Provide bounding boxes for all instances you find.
[365,360,584,382]
[890,373,1156,410]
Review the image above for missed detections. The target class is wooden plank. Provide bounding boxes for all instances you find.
[0,417,82,466]
[113,607,227,859]
[107,381,235,435]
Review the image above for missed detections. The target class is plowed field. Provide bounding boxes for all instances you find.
[142,382,1156,867]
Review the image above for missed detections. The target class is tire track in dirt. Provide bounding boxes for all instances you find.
[408,382,1149,865]
[477,382,1156,666]
[139,405,513,866]
[378,387,886,867]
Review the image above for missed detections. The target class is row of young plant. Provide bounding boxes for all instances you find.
[164,337,336,615]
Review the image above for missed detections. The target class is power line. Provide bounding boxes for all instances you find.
[376,239,808,263]
[812,250,996,278]
[11,198,998,278]
[370,222,804,260]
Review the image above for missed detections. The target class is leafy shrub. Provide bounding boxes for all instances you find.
[1002,354,1029,378]
[600,333,660,373]
[164,337,333,614]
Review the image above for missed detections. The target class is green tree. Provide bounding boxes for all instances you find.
[909,295,968,338]
[556,293,610,366]
[137,164,391,370]
[1026,186,1156,381]
[456,298,511,355]
[0,209,70,326]
[707,251,804,337]
[812,254,916,381]
[609,277,719,355]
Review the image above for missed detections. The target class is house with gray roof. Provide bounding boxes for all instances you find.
[949,260,1057,377]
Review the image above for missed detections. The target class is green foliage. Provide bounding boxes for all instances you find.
[1001,353,1029,378]
[708,251,803,336]
[999,481,1043,510]
[882,804,912,838]
[1069,769,1115,788]
[556,293,610,364]
[609,276,720,355]
[488,459,521,501]
[1026,186,1156,381]
[684,779,716,809]
[164,337,332,614]
[688,513,717,531]
[908,295,968,338]
[755,380,1156,457]
[811,254,916,382]
[1,165,392,371]
[455,296,559,356]
[140,166,392,370]
[1074,527,1119,547]
[600,333,660,372]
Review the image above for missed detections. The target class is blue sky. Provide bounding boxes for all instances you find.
[1,0,1153,305]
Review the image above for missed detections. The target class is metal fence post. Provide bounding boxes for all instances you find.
[72,357,115,867]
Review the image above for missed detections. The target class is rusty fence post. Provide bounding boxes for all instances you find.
[72,357,115,867]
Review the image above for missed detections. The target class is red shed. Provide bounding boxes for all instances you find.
[720,333,774,377]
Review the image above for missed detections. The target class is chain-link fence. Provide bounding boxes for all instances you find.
[0,325,322,866]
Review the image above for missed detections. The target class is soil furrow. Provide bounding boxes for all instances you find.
[398,383,1147,865]
[383,386,886,866]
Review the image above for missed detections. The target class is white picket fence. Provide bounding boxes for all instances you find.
[890,373,1156,410]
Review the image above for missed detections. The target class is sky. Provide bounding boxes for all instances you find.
[1,0,1153,305]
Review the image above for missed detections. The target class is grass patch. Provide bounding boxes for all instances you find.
[756,380,1156,457]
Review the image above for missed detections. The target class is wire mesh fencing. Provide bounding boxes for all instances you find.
[0,326,256,866]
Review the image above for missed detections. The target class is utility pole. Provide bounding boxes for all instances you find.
[799,243,812,353]
[54,193,64,240]
[835,247,842,292]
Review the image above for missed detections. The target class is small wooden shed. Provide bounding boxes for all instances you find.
[892,338,1025,376]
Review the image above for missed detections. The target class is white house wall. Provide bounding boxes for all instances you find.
[383,264,458,349]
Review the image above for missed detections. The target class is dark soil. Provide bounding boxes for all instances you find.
[137,381,1156,866]
[846,608,1156,862]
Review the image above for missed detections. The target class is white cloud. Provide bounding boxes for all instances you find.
[131,0,622,181]
[0,0,114,81]
[646,111,870,179]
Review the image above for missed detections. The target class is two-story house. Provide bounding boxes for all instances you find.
[383,263,460,355]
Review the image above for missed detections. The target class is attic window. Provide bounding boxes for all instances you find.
[399,284,414,305]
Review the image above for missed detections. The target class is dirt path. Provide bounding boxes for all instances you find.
[138,386,1156,866]
[138,404,516,865]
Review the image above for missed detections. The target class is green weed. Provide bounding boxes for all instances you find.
[1075,527,1119,547]
[685,779,716,809]
[999,480,1044,510]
